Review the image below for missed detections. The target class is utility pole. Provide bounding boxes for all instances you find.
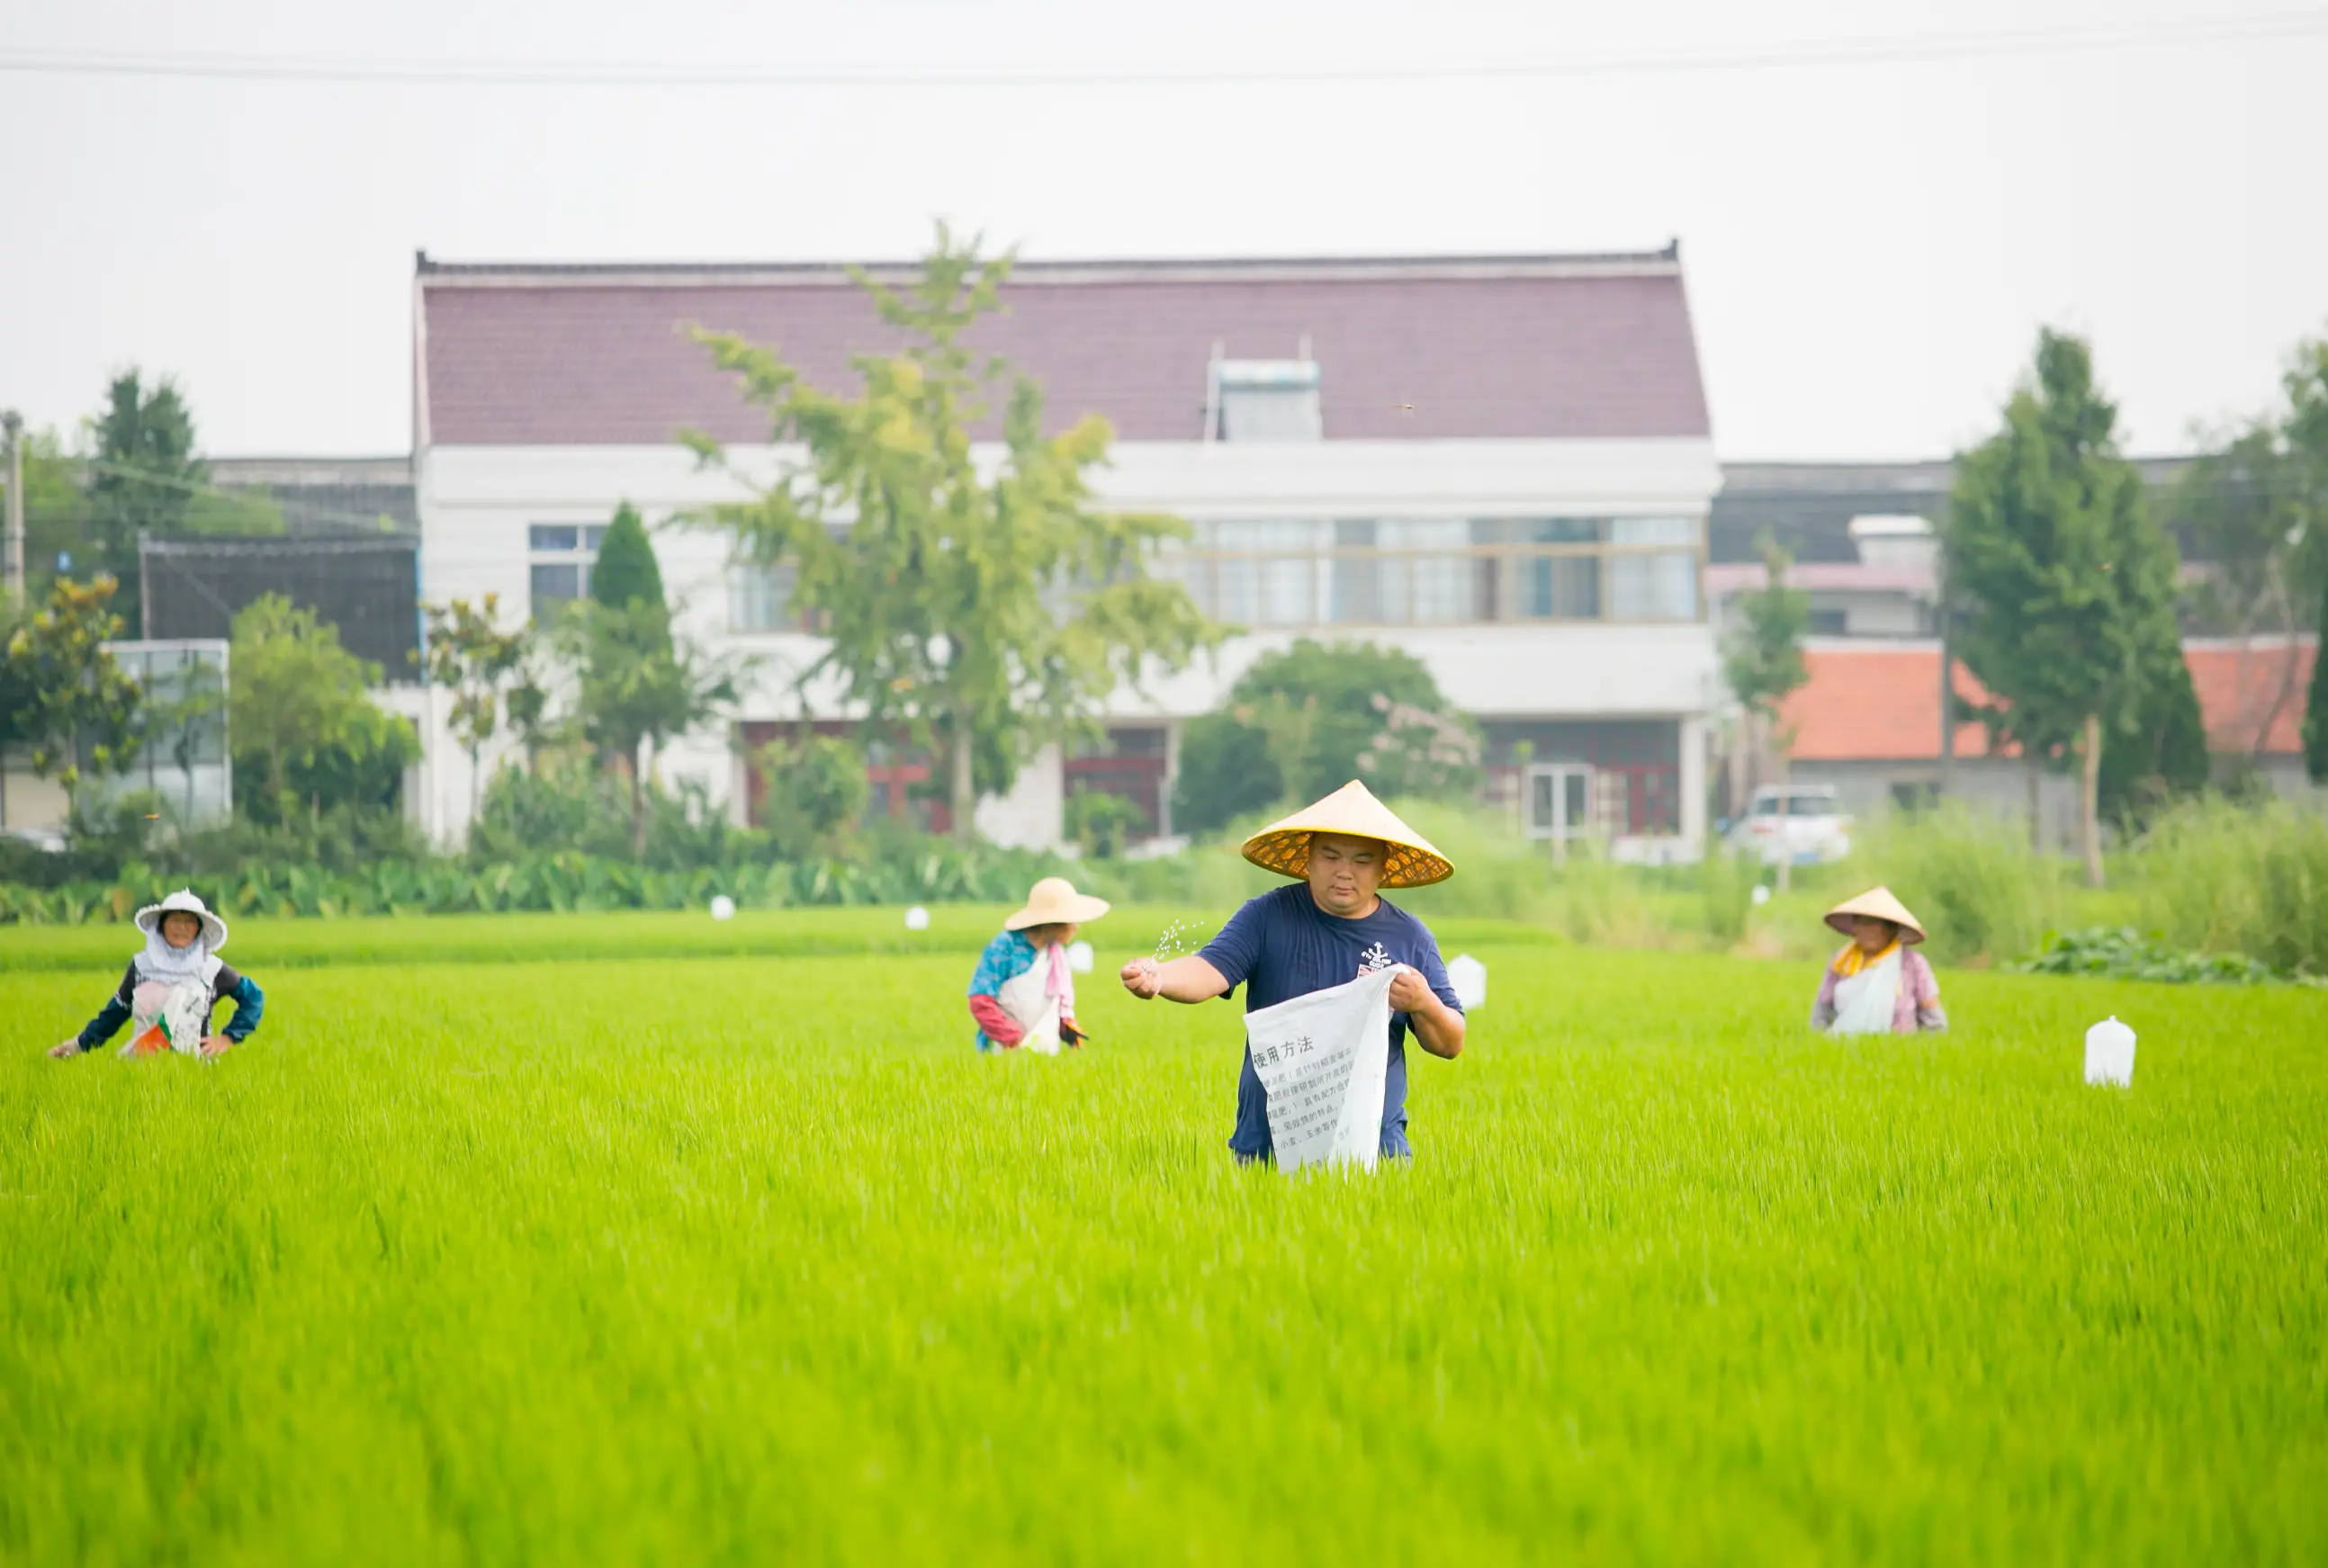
[3,409,23,603]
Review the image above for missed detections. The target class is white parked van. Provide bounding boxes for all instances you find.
[1726,784,1853,865]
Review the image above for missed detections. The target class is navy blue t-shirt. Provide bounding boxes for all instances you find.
[1198,883,1462,1160]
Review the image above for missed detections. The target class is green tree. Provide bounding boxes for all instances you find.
[1171,639,1472,834]
[2,426,93,606]
[555,602,740,856]
[423,594,534,827]
[2095,642,2209,821]
[229,594,409,818]
[1720,536,1812,797]
[1063,788,1146,859]
[85,372,204,626]
[2307,572,2328,782]
[1946,329,2186,887]
[2,576,144,820]
[589,503,667,621]
[747,733,871,859]
[2175,425,2311,758]
[688,224,1217,842]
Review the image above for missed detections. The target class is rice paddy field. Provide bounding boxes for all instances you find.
[3,908,2324,1564]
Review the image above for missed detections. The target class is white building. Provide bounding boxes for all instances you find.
[409,246,1722,856]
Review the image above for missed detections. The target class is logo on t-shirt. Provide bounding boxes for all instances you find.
[1358,941,1393,975]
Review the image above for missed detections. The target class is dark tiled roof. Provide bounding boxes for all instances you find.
[416,252,1710,447]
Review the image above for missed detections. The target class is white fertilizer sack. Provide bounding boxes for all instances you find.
[1245,967,1398,1173]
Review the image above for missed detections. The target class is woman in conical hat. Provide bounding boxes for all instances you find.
[48,889,268,1061]
[966,877,1111,1053]
[1119,780,1466,1162]
[1811,885,1947,1035]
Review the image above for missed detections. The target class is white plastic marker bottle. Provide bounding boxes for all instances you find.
[708,894,737,921]
[2084,1016,2136,1086]
[903,905,931,931]
[1446,954,1488,1011]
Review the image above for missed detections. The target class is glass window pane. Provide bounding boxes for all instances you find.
[1609,520,1697,621]
[1331,522,1380,623]
[1612,516,1695,548]
[1609,554,1696,620]
[530,561,581,605]
[729,564,798,632]
[583,525,610,551]
[1521,518,1604,545]
[1515,555,1601,619]
[529,524,579,552]
[1377,521,1477,623]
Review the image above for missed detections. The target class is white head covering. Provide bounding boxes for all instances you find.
[132,889,228,989]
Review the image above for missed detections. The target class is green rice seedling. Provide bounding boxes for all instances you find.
[10,916,2320,1563]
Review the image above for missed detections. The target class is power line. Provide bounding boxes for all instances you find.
[4,12,2326,89]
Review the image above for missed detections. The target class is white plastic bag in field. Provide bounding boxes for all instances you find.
[2084,1015,2135,1086]
[995,963,1063,1055]
[1245,967,1398,1173]
[123,981,210,1058]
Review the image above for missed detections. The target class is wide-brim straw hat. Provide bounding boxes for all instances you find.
[133,888,229,951]
[1240,780,1454,889]
[1004,877,1111,931]
[1823,885,1926,945]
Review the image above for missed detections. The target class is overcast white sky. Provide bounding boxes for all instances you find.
[4,0,2324,461]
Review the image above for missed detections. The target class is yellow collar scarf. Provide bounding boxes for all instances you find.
[1832,938,1901,978]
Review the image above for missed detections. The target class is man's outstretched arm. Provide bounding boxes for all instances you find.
[1120,955,1231,1004]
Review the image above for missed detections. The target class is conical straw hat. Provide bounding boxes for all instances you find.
[1823,885,1926,945]
[1239,780,1453,889]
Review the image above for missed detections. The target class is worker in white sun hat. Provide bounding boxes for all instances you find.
[48,889,266,1061]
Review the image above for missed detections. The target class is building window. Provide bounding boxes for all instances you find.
[1212,360,1323,442]
[1608,517,1698,621]
[730,562,802,632]
[1157,515,1700,628]
[528,523,607,609]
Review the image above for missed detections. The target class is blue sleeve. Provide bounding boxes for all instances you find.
[76,962,138,1051]
[1196,896,1271,994]
[1409,927,1462,1017]
[967,934,1025,999]
[221,975,264,1042]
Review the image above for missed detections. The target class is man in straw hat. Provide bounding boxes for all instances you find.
[48,889,266,1060]
[1811,885,1947,1035]
[1121,781,1465,1161]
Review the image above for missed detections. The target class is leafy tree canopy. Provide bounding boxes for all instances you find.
[1946,329,2188,884]
[1173,639,1476,835]
[688,223,1218,840]
[589,502,667,620]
